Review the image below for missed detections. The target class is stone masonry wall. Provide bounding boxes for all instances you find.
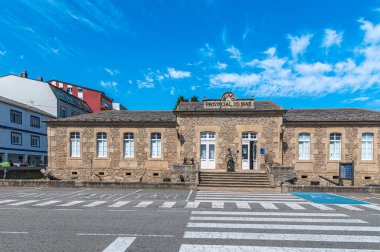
[283,125,380,186]
[48,124,179,182]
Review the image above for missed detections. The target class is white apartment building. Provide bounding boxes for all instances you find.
[0,96,55,165]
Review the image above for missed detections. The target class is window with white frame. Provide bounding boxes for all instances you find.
[10,110,22,124]
[124,133,134,158]
[30,116,40,128]
[31,135,40,147]
[70,132,80,157]
[11,132,22,145]
[97,132,107,157]
[361,133,374,161]
[150,132,161,158]
[329,133,341,160]
[298,133,310,160]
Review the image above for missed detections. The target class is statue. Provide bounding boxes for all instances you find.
[225,148,237,172]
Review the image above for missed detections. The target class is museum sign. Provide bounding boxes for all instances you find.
[203,92,254,109]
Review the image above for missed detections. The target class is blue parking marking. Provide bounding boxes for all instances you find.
[291,192,368,205]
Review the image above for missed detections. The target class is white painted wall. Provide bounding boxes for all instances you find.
[0,75,58,116]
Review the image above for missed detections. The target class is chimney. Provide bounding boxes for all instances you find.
[21,70,28,78]
[37,76,43,81]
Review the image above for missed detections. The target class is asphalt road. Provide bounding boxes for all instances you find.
[0,187,379,251]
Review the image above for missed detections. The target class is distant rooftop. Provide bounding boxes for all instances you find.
[0,96,56,118]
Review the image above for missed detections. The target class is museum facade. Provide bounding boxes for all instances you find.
[46,92,380,187]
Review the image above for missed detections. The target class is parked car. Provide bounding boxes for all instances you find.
[0,161,13,168]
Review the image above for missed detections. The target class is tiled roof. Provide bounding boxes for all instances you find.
[0,96,56,118]
[49,110,176,123]
[177,101,281,111]
[284,108,380,122]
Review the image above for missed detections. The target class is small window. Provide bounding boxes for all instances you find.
[30,116,40,128]
[31,135,40,147]
[58,82,63,88]
[60,106,67,118]
[97,132,107,157]
[70,132,81,157]
[151,132,162,158]
[11,132,22,145]
[298,133,310,160]
[124,133,134,158]
[71,110,75,116]
[67,86,73,94]
[78,88,83,99]
[242,132,257,140]
[329,133,341,160]
[10,110,22,124]
[361,133,374,161]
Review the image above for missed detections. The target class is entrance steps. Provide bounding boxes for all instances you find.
[198,171,275,190]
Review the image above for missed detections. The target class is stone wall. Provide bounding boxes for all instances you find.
[48,124,179,182]
[178,114,283,171]
[283,125,380,186]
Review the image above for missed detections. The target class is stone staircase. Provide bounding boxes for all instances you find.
[198,171,275,189]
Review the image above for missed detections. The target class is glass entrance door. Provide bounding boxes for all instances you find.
[200,132,216,169]
[242,132,257,170]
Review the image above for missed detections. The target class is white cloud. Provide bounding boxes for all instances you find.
[167,67,191,79]
[359,18,380,44]
[341,97,370,103]
[128,80,133,84]
[200,43,214,57]
[322,29,343,48]
[242,25,250,40]
[225,46,241,60]
[216,61,228,70]
[0,50,6,56]
[170,86,175,95]
[295,62,332,75]
[104,67,120,76]
[263,47,276,57]
[191,85,200,90]
[100,80,118,90]
[210,73,260,88]
[287,34,313,60]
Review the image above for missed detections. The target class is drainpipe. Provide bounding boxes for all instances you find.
[280,124,286,166]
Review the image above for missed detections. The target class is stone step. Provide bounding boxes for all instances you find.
[197,183,275,188]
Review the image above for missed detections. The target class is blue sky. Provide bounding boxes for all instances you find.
[1,0,380,110]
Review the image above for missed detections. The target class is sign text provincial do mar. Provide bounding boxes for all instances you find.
[203,92,255,109]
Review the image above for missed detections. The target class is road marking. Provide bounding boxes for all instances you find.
[185,202,200,208]
[33,200,61,206]
[57,201,85,207]
[189,216,366,223]
[186,190,193,202]
[8,200,39,206]
[83,201,107,207]
[336,204,364,211]
[186,222,380,232]
[77,233,174,238]
[194,200,308,204]
[107,210,136,212]
[179,244,380,252]
[195,197,302,201]
[108,201,130,208]
[0,231,28,234]
[160,202,176,208]
[362,204,380,211]
[134,201,153,208]
[102,237,136,252]
[0,200,17,204]
[54,209,84,211]
[0,188,41,197]
[41,189,90,201]
[197,192,285,196]
[308,203,335,210]
[112,189,143,202]
[211,202,224,208]
[235,202,251,209]
[191,211,347,217]
[285,203,306,210]
[260,202,278,209]
[183,231,380,243]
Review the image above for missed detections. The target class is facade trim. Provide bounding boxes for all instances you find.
[0,147,47,153]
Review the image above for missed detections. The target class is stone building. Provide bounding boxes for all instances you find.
[46,92,380,187]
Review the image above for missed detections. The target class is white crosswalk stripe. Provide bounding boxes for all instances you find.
[83,201,107,207]
[191,211,348,217]
[185,202,200,208]
[308,203,335,210]
[159,202,176,208]
[260,202,278,209]
[211,202,224,208]
[33,200,61,206]
[336,204,364,211]
[8,200,39,206]
[0,200,17,204]
[134,201,153,208]
[235,202,251,209]
[107,201,130,208]
[362,204,380,211]
[189,216,366,223]
[57,201,85,207]
[284,203,306,210]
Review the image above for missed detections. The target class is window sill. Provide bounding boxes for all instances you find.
[148,157,164,161]
[327,160,341,163]
[296,160,313,163]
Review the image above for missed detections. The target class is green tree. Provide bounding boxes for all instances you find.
[190,96,199,102]
[174,95,188,110]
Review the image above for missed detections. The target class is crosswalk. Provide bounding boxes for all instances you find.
[179,209,380,251]
[0,191,379,211]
